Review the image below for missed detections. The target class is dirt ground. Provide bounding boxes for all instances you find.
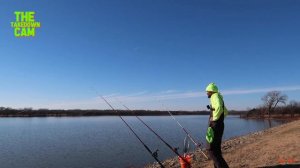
[146,120,300,168]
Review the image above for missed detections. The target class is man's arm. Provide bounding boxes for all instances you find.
[211,94,223,121]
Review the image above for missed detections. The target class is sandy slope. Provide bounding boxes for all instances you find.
[146,120,300,168]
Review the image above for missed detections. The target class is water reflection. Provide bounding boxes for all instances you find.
[0,116,289,168]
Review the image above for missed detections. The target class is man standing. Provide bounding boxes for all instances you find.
[206,83,229,168]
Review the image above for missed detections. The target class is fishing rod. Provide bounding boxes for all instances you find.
[112,98,191,165]
[99,96,165,168]
[160,103,209,159]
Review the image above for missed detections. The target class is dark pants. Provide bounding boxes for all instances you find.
[207,118,229,168]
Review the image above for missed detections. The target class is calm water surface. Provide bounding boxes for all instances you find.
[0,116,287,168]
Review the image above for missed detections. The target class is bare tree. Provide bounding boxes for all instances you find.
[287,100,298,118]
[261,91,288,118]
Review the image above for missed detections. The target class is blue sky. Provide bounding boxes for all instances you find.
[0,0,300,110]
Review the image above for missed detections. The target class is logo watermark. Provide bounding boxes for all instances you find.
[11,11,41,37]
[278,157,297,165]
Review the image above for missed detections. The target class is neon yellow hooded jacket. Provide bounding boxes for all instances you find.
[210,92,228,121]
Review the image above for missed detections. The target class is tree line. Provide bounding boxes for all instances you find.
[0,107,214,117]
[2,91,298,118]
[245,91,300,118]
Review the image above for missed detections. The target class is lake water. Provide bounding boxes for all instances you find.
[0,116,287,168]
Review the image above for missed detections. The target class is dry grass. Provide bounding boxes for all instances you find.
[146,120,300,168]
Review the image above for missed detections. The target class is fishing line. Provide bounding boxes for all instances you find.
[112,97,191,165]
[97,94,165,168]
[159,101,209,160]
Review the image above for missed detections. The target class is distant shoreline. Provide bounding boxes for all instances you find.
[1,108,298,119]
[240,114,300,120]
[0,108,244,117]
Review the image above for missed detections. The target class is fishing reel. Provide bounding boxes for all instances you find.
[152,149,159,158]
[173,147,179,153]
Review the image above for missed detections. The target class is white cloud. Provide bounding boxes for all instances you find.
[108,85,300,103]
[222,85,300,95]
[25,85,300,110]
[160,90,178,94]
[99,85,300,110]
